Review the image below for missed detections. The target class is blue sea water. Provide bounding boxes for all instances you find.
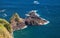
[0,0,60,38]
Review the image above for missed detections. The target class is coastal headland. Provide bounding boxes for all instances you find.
[0,10,49,38]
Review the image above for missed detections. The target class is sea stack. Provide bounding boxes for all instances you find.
[10,13,27,31]
[25,10,49,25]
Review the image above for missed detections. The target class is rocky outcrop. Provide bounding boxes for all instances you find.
[0,19,13,38]
[25,10,49,25]
[0,10,49,38]
[10,13,27,31]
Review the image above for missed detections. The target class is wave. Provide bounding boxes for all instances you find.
[0,9,6,13]
[3,13,7,17]
[33,1,40,4]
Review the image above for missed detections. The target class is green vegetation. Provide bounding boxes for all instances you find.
[0,18,12,33]
[0,24,13,38]
[10,13,20,21]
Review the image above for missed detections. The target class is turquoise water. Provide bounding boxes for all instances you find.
[0,0,60,38]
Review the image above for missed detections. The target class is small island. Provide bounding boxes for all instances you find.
[0,10,49,38]
[25,10,49,25]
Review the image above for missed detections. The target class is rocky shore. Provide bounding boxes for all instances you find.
[0,10,49,38]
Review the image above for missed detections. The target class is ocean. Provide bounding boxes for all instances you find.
[0,0,60,38]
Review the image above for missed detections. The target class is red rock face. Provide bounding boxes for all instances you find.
[10,13,27,31]
[10,11,49,31]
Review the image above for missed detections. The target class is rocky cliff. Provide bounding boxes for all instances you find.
[10,13,27,31]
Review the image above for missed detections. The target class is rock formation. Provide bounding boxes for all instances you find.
[0,10,50,38]
[10,13,27,31]
[25,10,49,25]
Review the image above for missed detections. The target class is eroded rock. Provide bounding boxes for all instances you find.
[25,10,49,25]
[10,13,27,31]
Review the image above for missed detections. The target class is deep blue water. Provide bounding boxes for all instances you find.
[0,0,60,38]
